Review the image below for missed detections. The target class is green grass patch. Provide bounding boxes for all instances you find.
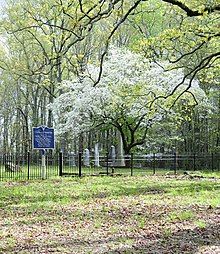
[195,219,207,229]
[168,210,195,222]
[0,176,219,253]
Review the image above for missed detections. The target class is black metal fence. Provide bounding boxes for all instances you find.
[0,152,59,180]
[0,152,219,181]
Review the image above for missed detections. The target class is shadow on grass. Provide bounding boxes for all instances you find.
[0,177,219,253]
[107,222,220,254]
[2,222,219,253]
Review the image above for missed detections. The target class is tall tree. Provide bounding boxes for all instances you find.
[51,47,209,154]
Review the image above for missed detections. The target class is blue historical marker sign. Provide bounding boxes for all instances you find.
[32,126,55,149]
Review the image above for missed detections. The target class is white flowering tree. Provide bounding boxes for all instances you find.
[51,47,209,155]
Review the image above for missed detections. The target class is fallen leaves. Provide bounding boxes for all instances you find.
[0,176,219,253]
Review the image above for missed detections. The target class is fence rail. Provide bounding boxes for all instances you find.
[0,152,219,181]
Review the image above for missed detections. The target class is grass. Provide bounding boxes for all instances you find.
[0,175,219,253]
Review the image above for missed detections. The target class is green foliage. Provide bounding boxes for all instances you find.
[135,0,220,87]
[0,0,219,154]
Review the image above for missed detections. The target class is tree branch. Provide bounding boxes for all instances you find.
[150,52,220,108]
[93,0,144,86]
[162,0,220,16]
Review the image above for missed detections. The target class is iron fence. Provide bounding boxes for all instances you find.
[0,152,219,181]
[0,152,60,181]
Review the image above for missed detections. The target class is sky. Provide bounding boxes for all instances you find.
[0,0,6,7]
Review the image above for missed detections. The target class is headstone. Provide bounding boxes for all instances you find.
[117,134,125,166]
[69,152,76,167]
[111,145,116,165]
[84,148,90,167]
[5,162,21,172]
[94,143,100,167]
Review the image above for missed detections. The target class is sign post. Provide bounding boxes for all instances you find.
[32,126,55,179]
[41,149,46,179]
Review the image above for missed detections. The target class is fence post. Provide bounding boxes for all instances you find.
[153,153,156,175]
[193,153,196,171]
[41,150,46,179]
[130,153,133,176]
[106,152,109,176]
[27,151,30,180]
[59,151,63,177]
[78,152,82,177]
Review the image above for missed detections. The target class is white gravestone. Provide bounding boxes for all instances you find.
[111,145,116,166]
[84,148,90,167]
[69,152,76,167]
[117,134,125,166]
[94,143,100,167]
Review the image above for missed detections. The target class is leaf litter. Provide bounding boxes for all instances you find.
[0,176,219,253]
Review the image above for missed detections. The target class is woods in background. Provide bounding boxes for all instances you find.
[0,0,219,155]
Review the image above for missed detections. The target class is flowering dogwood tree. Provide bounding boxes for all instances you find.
[51,47,209,154]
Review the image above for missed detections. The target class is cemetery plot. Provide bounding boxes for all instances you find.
[0,151,219,181]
